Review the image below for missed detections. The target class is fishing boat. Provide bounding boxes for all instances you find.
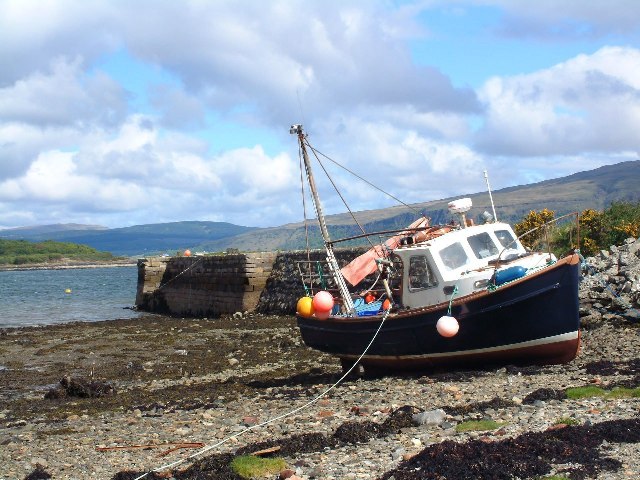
[290,124,581,372]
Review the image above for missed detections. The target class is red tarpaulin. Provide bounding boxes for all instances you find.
[340,217,429,286]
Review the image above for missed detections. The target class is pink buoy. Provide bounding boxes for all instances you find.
[313,291,334,313]
[436,315,459,337]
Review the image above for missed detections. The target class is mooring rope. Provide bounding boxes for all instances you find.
[446,284,458,316]
[133,307,393,479]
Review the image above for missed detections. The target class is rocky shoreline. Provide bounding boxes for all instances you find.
[0,260,136,272]
[1,239,639,480]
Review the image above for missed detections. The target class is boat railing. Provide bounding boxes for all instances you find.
[494,212,580,270]
[296,259,340,296]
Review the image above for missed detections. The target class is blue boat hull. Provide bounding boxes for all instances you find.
[296,254,581,370]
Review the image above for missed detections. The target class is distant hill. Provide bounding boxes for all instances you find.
[2,161,639,255]
[0,221,256,257]
[1,224,108,235]
[194,160,640,252]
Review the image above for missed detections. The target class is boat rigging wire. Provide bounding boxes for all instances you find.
[304,137,375,250]
[308,144,421,216]
[133,307,393,480]
[156,257,204,291]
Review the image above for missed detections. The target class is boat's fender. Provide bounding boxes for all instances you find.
[492,265,527,286]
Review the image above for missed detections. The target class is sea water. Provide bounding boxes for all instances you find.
[0,266,140,328]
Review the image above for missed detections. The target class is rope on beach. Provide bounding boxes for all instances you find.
[133,307,393,480]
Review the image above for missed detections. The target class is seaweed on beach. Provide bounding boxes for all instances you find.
[443,396,516,416]
[113,416,640,480]
[522,387,566,404]
[584,358,640,376]
[44,375,116,399]
[24,465,52,480]
[379,418,640,480]
[236,432,335,456]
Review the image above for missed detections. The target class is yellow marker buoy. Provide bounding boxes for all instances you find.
[65,288,72,294]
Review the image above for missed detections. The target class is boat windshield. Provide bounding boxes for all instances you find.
[495,229,517,249]
[468,232,499,259]
[439,242,469,271]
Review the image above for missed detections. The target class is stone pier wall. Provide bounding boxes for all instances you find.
[255,248,367,315]
[136,252,277,317]
[136,247,367,317]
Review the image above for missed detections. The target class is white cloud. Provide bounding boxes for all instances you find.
[0,1,639,231]
[0,56,127,127]
[0,113,300,227]
[0,0,120,85]
[475,46,640,156]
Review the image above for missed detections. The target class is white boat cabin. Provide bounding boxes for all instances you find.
[391,221,555,309]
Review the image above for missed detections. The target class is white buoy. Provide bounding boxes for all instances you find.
[436,315,459,337]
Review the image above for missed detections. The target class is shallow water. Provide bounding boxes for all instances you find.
[0,266,140,327]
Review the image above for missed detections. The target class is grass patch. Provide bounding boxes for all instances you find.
[566,386,640,399]
[553,417,579,426]
[455,420,505,433]
[566,386,607,399]
[230,455,287,478]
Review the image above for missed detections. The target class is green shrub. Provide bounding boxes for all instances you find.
[513,201,640,258]
[553,417,579,426]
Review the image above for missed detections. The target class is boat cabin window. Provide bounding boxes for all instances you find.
[439,242,469,271]
[495,229,516,249]
[408,255,437,290]
[468,232,499,259]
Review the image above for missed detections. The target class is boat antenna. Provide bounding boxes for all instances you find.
[290,124,356,316]
[484,169,498,222]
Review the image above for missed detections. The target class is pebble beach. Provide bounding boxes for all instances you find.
[1,239,640,480]
[0,313,638,480]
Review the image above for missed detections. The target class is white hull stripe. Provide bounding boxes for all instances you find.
[342,331,579,361]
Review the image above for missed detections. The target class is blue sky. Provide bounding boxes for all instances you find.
[0,0,639,230]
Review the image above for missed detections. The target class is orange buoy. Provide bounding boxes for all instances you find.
[382,298,391,310]
[296,296,314,317]
[184,249,191,257]
[365,293,376,304]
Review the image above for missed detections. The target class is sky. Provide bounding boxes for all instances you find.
[1,0,639,230]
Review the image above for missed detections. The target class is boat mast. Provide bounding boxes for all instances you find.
[290,124,356,316]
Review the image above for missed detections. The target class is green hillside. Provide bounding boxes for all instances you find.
[0,239,115,266]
